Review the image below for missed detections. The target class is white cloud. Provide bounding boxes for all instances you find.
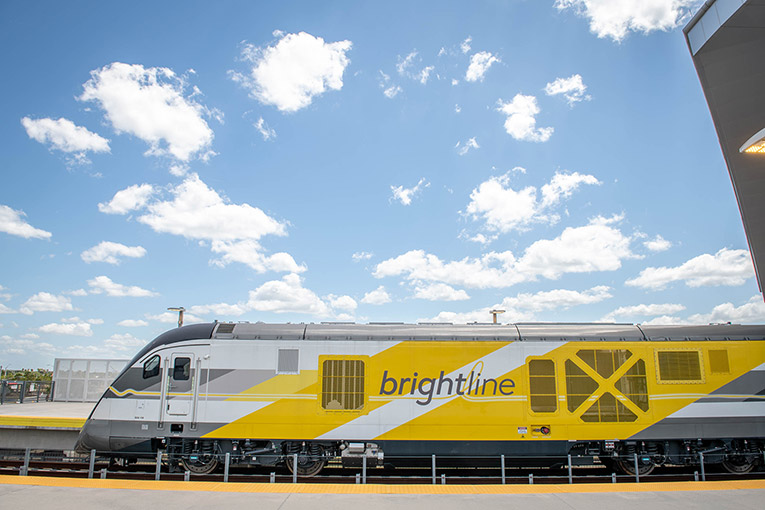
[210,240,305,273]
[87,276,158,297]
[640,315,688,326]
[62,334,147,358]
[189,302,248,317]
[247,273,331,315]
[420,285,612,323]
[39,321,93,337]
[391,178,430,206]
[328,294,357,312]
[455,104,461,113]
[457,137,480,156]
[396,51,418,75]
[383,85,402,98]
[0,304,14,314]
[465,51,499,82]
[418,66,435,85]
[625,248,754,290]
[460,36,472,54]
[644,235,671,252]
[138,174,287,241]
[67,289,88,297]
[413,283,470,301]
[375,216,636,288]
[466,171,599,233]
[81,241,147,265]
[602,303,686,322]
[117,319,148,327]
[232,32,352,113]
[103,333,146,352]
[361,286,391,305]
[19,292,74,315]
[80,62,215,161]
[497,94,553,142]
[147,311,205,324]
[254,117,276,140]
[0,205,52,240]
[21,117,110,163]
[352,251,373,262]
[544,74,590,106]
[554,0,698,42]
[98,184,155,215]
[688,295,765,324]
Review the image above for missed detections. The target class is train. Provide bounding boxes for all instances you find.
[75,321,765,476]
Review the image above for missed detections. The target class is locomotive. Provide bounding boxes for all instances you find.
[75,321,765,476]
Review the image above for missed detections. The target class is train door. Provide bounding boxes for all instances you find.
[165,352,194,419]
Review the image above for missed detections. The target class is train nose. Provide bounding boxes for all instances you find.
[74,418,111,454]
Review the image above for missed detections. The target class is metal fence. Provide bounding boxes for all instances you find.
[1,448,763,484]
[0,380,54,404]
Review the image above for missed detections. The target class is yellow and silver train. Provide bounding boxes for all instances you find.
[75,321,765,476]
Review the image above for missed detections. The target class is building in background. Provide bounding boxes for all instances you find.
[685,0,765,296]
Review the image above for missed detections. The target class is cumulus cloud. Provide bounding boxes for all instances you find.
[19,292,74,315]
[391,178,430,206]
[21,117,110,163]
[383,85,402,98]
[247,273,330,315]
[39,321,93,336]
[396,51,418,75]
[466,170,600,233]
[643,235,671,252]
[625,248,754,290]
[231,32,352,113]
[254,117,276,141]
[0,205,52,240]
[413,283,470,301]
[497,94,553,142]
[327,294,358,311]
[361,286,392,305]
[554,0,698,42]
[81,241,147,265]
[418,66,435,85]
[117,319,149,327]
[601,303,686,322]
[375,216,636,289]
[688,295,765,324]
[465,51,499,82]
[100,175,299,274]
[98,184,155,215]
[460,36,472,54]
[147,311,205,324]
[80,62,216,161]
[395,50,436,85]
[420,285,612,323]
[544,74,590,105]
[456,137,480,156]
[87,276,158,297]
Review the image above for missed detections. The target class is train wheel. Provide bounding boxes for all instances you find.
[616,457,655,476]
[285,444,326,477]
[722,456,755,474]
[180,455,219,474]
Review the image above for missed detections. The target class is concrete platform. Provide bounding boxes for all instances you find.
[0,477,763,509]
[0,402,92,449]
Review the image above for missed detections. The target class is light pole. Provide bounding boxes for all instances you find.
[168,307,185,328]
[489,309,505,324]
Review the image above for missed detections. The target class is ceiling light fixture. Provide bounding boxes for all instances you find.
[740,127,765,153]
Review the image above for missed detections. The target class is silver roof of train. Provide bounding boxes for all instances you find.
[211,322,765,342]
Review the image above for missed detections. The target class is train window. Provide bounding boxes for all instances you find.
[580,393,637,422]
[709,350,730,374]
[143,355,160,379]
[576,349,632,379]
[528,359,557,413]
[321,359,365,411]
[277,349,299,374]
[173,357,190,380]
[565,360,598,412]
[656,350,704,383]
[615,360,649,411]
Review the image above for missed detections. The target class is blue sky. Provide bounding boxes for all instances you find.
[1,0,762,369]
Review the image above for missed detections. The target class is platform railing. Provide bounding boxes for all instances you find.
[0,380,54,404]
[0,448,764,484]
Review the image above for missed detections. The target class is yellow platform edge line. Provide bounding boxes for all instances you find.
[1,475,764,494]
[0,416,86,428]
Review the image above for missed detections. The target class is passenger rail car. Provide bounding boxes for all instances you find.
[75,322,765,476]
